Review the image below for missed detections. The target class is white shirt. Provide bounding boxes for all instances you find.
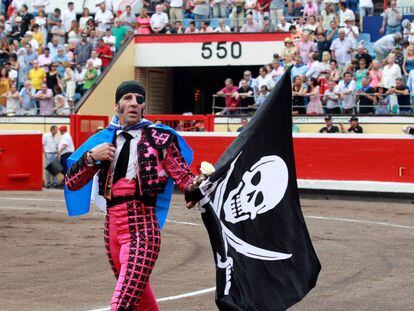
[256,74,274,91]
[59,132,75,154]
[89,57,102,75]
[359,0,373,8]
[214,25,231,32]
[112,129,142,180]
[403,22,414,43]
[306,61,321,78]
[170,0,183,7]
[336,79,356,109]
[339,9,355,27]
[95,9,114,32]
[380,63,402,89]
[276,22,291,32]
[12,0,29,10]
[43,132,58,153]
[150,12,169,29]
[330,38,353,66]
[62,9,77,32]
[103,34,116,52]
[344,25,359,47]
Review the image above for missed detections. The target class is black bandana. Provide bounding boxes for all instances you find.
[115,80,146,103]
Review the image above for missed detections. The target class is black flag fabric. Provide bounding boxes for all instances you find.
[198,69,321,311]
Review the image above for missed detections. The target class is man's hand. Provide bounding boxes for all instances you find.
[90,143,116,161]
[185,174,207,209]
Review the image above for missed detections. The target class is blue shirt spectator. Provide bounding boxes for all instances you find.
[53,48,69,76]
[291,56,308,81]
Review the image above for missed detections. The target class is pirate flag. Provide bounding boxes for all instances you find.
[198,69,321,310]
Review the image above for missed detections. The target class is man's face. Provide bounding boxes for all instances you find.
[100,3,106,11]
[51,127,58,135]
[241,80,247,88]
[339,31,345,39]
[396,79,403,88]
[329,81,335,90]
[325,119,332,126]
[350,120,358,127]
[33,60,39,68]
[295,57,301,65]
[54,10,60,17]
[116,93,145,126]
[330,21,336,29]
[244,72,251,80]
[357,47,364,54]
[156,5,162,13]
[69,3,74,10]
[241,119,247,127]
[58,49,63,56]
[45,49,50,56]
[391,0,396,8]
[126,6,131,13]
[247,15,253,24]
[361,78,368,87]
[225,81,232,88]
[344,74,351,83]
[41,84,47,92]
[25,45,32,53]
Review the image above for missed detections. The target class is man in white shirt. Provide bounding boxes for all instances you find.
[62,2,76,32]
[335,71,356,114]
[305,53,321,78]
[120,5,136,32]
[330,28,354,68]
[276,16,291,32]
[256,66,274,93]
[150,5,168,33]
[214,18,231,32]
[58,125,75,174]
[372,32,402,62]
[338,2,355,27]
[402,19,414,43]
[103,28,116,52]
[95,1,114,35]
[43,125,59,188]
[88,50,103,75]
[343,18,359,48]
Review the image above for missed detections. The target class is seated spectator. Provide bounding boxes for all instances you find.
[79,7,93,31]
[372,32,402,62]
[340,116,363,133]
[356,77,375,114]
[236,117,248,132]
[306,77,323,115]
[403,45,414,78]
[53,93,70,116]
[255,85,270,108]
[185,21,199,34]
[256,66,273,92]
[302,15,318,34]
[35,83,54,115]
[326,20,339,42]
[306,53,321,79]
[216,78,239,115]
[368,60,382,90]
[241,14,260,33]
[112,18,130,50]
[5,84,20,116]
[88,50,103,75]
[343,18,359,47]
[355,45,373,69]
[214,19,231,33]
[408,68,414,109]
[319,115,340,133]
[38,47,53,72]
[323,80,341,114]
[380,0,402,35]
[330,28,354,68]
[74,62,86,96]
[63,62,76,110]
[47,36,62,58]
[96,38,112,70]
[380,54,402,90]
[168,21,185,34]
[94,1,114,35]
[51,19,66,46]
[28,59,46,91]
[19,80,37,115]
[31,24,44,52]
[46,63,60,95]
[261,16,275,33]
[120,5,137,33]
[53,47,68,76]
[336,71,356,114]
[236,78,254,112]
[338,2,355,28]
[291,56,308,81]
[271,59,285,84]
[292,75,306,114]
[150,5,169,34]
[355,58,368,90]
[67,20,81,47]
[297,31,317,65]
[402,19,414,43]
[389,77,411,114]
[83,60,98,92]
[74,33,92,66]
[103,28,116,53]
[276,16,291,32]
[25,31,39,52]
[200,21,214,33]
[282,38,296,64]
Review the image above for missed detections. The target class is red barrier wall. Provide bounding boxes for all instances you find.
[182,133,414,183]
[0,132,43,190]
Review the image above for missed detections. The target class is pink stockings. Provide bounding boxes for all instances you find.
[104,179,161,311]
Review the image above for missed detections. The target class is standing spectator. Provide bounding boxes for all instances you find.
[343,18,359,48]
[88,50,102,75]
[136,8,151,35]
[236,117,248,132]
[276,16,291,32]
[341,116,363,133]
[120,5,136,32]
[254,0,270,29]
[261,16,275,32]
[53,92,70,116]
[20,4,34,35]
[193,0,210,28]
[380,54,402,90]
[323,80,341,114]
[28,59,46,91]
[74,32,92,66]
[67,20,81,47]
[74,62,85,95]
[390,77,411,114]
[355,58,368,90]
[368,60,382,90]
[241,14,260,33]
[185,21,199,33]
[214,18,231,32]
[338,1,355,28]
[53,47,68,76]
[282,38,296,64]
[63,62,75,110]
[407,68,414,110]
[254,85,270,107]
[336,71,356,114]
[303,0,317,19]
[94,1,114,35]
[35,82,53,115]
[212,0,226,18]
[57,125,74,175]
[269,0,284,28]
[10,16,24,41]
[96,38,112,70]
[103,27,116,53]
[326,20,339,43]
[402,19,414,43]
[47,36,61,58]
[271,58,285,84]
[79,7,92,31]
[38,46,52,72]
[319,115,340,133]
[356,76,375,114]
[112,18,129,51]
[292,75,306,114]
[359,0,373,30]
[291,55,308,80]
[62,2,76,32]
[256,66,273,92]
[8,53,20,87]
[306,77,323,115]
[306,53,321,79]
[169,0,184,22]
[150,5,168,34]
[47,8,61,41]
[403,45,414,78]
[88,29,98,49]
[354,45,372,69]
[46,63,61,94]
[297,32,317,65]
[320,2,337,31]
[200,21,214,33]
[19,80,36,115]
[380,0,402,35]
[43,125,59,188]
[22,43,38,78]
[83,59,98,92]
[51,19,66,46]
[0,67,11,110]
[5,84,21,115]
[230,0,245,32]
[236,78,254,112]
[240,70,257,92]
[330,28,353,68]
[216,78,239,115]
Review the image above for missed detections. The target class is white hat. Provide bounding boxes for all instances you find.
[25,31,33,36]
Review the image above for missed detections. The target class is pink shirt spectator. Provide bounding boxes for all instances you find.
[38,54,53,73]
[220,86,239,109]
[369,69,382,88]
[297,40,317,64]
[304,3,317,17]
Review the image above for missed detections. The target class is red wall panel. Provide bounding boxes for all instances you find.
[0,133,43,190]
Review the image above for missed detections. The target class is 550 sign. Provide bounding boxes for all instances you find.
[201,42,242,60]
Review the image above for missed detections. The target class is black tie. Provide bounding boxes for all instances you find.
[113,132,133,184]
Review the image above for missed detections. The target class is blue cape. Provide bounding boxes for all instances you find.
[63,118,193,229]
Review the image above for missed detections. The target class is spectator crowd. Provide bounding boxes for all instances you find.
[0,0,132,116]
[211,0,414,115]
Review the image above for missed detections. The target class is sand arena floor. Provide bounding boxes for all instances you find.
[0,190,413,311]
